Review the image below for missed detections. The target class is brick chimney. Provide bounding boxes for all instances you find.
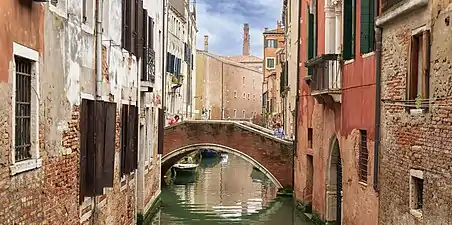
[204,35,208,52]
[264,27,268,32]
[243,23,250,56]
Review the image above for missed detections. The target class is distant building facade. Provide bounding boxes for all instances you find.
[195,24,263,122]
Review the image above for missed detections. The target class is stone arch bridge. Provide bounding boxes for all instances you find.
[162,120,294,188]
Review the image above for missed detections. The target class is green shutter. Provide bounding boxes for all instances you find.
[360,0,374,54]
[308,9,315,75]
[343,0,355,59]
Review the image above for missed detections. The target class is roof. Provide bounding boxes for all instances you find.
[263,28,285,34]
[220,55,263,64]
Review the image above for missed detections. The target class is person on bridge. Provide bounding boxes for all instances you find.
[169,115,179,125]
[274,123,285,139]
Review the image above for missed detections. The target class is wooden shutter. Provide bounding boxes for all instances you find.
[360,0,374,54]
[79,99,89,204]
[121,0,126,48]
[157,108,164,154]
[103,102,116,187]
[166,53,171,73]
[128,106,138,172]
[142,11,149,81]
[149,17,154,50]
[135,0,144,58]
[125,0,133,51]
[343,0,354,59]
[120,104,129,175]
[95,101,106,195]
[308,9,314,75]
[86,100,96,198]
[422,30,430,99]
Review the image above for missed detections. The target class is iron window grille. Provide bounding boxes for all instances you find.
[358,130,368,183]
[15,57,33,162]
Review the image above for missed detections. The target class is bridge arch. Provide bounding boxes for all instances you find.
[163,120,294,188]
[162,143,283,188]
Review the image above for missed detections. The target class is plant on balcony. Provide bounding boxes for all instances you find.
[171,73,185,85]
[415,93,422,109]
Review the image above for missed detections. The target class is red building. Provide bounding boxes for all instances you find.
[294,0,379,224]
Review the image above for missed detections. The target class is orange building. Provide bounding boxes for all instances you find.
[262,22,285,128]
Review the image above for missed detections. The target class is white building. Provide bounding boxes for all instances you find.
[165,0,197,122]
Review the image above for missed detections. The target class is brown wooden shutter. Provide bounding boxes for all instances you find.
[136,0,144,58]
[120,104,129,175]
[406,36,415,100]
[103,102,116,187]
[422,30,430,99]
[95,101,106,195]
[86,100,96,198]
[79,99,89,204]
[142,10,149,81]
[149,17,154,50]
[128,106,139,171]
[125,0,133,51]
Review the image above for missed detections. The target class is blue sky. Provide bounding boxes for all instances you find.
[194,0,282,58]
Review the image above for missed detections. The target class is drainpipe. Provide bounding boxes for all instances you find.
[373,0,382,192]
[293,0,302,206]
[95,0,103,99]
[221,62,224,119]
[161,0,167,112]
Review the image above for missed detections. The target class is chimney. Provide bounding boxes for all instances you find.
[243,23,250,56]
[264,27,268,32]
[204,35,209,52]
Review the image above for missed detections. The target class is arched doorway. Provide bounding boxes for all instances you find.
[326,137,342,224]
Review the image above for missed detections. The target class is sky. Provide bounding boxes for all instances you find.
[194,0,282,58]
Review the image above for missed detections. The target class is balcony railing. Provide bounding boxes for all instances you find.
[142,48,155,82]
[304,54,341,104]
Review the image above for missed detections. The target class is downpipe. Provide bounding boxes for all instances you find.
[373,0,382,192]
[95,0,103,99]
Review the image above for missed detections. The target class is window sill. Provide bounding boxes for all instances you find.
[344,59,355,65]
[410,209,423,220]
[361,52,375,58]
[48,4,67,19]
[409,108,427,115]
[81,24,95,35]
[10,158,42,176]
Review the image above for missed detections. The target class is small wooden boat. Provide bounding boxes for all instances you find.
[172,163,198,176]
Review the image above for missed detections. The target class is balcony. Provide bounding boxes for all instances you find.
[141,48,155,92]
[304,54,341,104]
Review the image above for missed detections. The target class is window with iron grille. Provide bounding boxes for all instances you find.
[15,57,32,162]
[358,129,368,183]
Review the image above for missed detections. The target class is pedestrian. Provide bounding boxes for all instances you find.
[274,123,285,139]
[169,115,179,125]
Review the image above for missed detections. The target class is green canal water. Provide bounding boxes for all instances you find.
[148,154,313,225]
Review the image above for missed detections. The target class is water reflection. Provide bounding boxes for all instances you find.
[149,153,313,225]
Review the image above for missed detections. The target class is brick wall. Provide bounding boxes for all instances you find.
[379,2,452,225]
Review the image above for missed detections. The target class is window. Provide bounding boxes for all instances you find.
[266,57,275,69]
[11,43,40,176]
[358,130,368,183]
[308,128,313,149]
[234,91,237,98]
[247,93,250,100]
[343,0,356,60]
[410,169,424,216]
[242,93,246,99]
[120,104,139,176]
[122,0,144,55]
[253,94,256,101]
[265,39,278,48]
[79,99,117,203]
[82,0,94,26]
[242,110,246,118]
[242,76,245,85]
[234,109,237,118]
[360,0,375,54]
[307,6,316,75]
[407,30,430,109]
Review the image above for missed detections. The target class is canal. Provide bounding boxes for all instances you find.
[148,153,313,225]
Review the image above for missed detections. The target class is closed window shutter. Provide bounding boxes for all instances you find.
[128,106,138,171]
[120,104,129,175]
[125,0,133,51]
[79,99,89,204]
[421,30,430,99]
[157,108,164,154]
[103,102,116,187]
[135,0,143,57]
[308,9,315,75]
[360,0,374,54]
[142,11,148,80]
[94,101,106,195]
[343,0,354,59]
[149,17,154,50]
